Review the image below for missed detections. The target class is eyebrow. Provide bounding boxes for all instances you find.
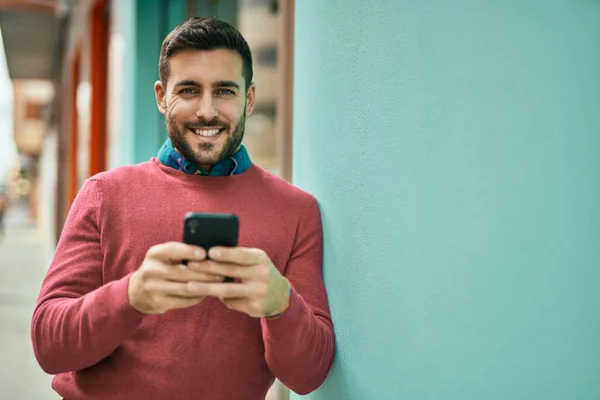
[173,80,240,90]
[214,80,240,90]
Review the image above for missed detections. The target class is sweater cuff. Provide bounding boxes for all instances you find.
[260,286,308,339]
[93,273,147,326]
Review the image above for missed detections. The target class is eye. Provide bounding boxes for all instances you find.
[216,88,235,96]
[180,87,198,95]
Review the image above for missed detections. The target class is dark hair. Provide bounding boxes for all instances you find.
[159,17,253,91]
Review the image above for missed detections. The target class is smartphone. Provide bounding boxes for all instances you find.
[183,212,239,282]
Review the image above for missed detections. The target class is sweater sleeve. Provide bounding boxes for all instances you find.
[31,178,145,374]
[261,197,335,395]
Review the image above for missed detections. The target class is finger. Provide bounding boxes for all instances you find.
[147,242,207,263]
[149,263,224,283]
[184,270,225,283]
[173,263,225,282]
[145,279,203,298]
[186,281,253,299]
[188,260,257,280]
[208,246,266,266]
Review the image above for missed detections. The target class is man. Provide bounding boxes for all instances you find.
[31,18,335,400]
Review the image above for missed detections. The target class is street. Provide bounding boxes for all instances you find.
[0,201,57,399]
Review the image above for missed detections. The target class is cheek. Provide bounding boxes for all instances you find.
[216,101,245,123]
[167,98,194,119]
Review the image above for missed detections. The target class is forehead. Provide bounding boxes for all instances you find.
[167,48,244,87]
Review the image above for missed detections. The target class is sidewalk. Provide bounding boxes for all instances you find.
[0,201,58,399]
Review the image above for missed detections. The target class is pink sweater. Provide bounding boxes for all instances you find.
[31,159,335,400]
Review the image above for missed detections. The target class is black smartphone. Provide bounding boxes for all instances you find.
[183,212,239,282]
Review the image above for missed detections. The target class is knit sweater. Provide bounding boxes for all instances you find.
[31,159,335,400]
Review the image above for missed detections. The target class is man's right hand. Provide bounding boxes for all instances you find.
[128,242,223,314]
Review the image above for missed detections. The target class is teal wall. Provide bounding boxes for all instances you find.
[292,1,600,399]
[132,0,170,164]
[110,0,136,167]
[114,0,167,166]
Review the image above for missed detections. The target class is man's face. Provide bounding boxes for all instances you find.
[154,49,255,170]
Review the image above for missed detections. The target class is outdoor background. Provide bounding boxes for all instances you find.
[1,1,599,399]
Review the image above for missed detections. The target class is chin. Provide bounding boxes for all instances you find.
[192,149,223,166]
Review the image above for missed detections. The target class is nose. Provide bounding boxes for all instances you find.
[195,92,218,120]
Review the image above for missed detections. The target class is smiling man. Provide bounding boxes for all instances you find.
[156,41,251,174]
[31,18,335,400]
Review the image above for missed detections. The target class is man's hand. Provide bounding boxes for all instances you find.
[128,242,224,314]
[186,247,290,318]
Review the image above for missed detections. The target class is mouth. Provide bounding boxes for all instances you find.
[188,127,225,138]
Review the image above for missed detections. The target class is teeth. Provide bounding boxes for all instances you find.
[193,128,220,137]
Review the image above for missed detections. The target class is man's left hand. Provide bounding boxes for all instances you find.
[186,247,290,318]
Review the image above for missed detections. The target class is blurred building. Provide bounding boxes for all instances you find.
[0,27,17,194]
[11,80,54,219]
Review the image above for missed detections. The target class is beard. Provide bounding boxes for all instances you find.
[166,106,246,169]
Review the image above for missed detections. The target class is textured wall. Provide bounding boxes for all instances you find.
[292,1,600,399]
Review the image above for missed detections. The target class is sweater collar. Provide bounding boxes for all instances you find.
[157,138,252,176]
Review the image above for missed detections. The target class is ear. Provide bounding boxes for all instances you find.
[154,80,167,115]
[245,83,256,117]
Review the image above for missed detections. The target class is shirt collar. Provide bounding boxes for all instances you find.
[157,138,252,176]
